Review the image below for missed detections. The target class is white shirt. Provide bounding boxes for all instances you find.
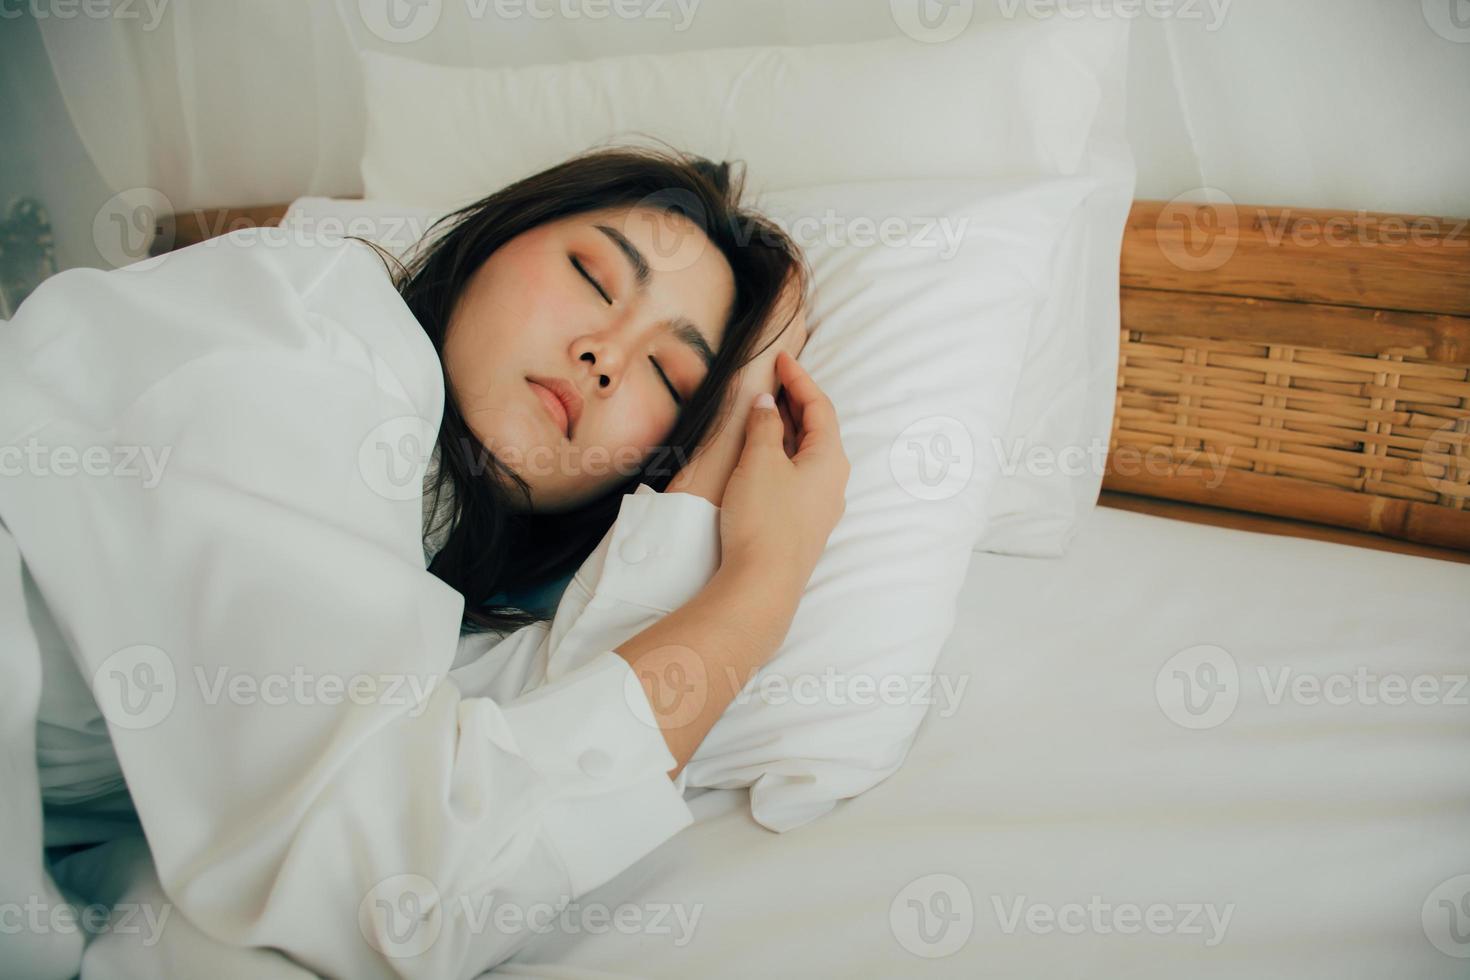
[0,228,721,979]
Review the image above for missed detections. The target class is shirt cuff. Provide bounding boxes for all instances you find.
[574,483,721,616]
[495,649,694,897]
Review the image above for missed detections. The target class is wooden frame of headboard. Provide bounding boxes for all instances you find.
[1109,201,1468,562]
[155,199,1470,562]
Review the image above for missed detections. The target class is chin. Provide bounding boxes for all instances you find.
[469,415,545,466]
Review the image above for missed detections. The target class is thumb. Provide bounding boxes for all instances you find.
[739,391,784,461]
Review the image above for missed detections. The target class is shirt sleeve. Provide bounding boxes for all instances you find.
[0,231,705,978]
[449,483,724,798]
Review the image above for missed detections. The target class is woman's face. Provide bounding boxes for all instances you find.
[442,205,736,512]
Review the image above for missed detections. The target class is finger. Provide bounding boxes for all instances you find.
[776,389,798,458]
[774,351,840,456]
[737,390,788,466]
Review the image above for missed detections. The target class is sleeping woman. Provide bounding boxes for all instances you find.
[0,146,848,978]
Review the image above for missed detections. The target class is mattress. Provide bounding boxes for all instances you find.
[500,506,1470,979]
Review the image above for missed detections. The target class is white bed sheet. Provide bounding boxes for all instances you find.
[498,506,1470,979]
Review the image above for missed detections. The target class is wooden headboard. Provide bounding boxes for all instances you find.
[1112,201,1468,559]
[155,199,1470,560]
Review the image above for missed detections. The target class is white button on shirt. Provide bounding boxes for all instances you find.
[0,229,722,979]
[578,749,615,779]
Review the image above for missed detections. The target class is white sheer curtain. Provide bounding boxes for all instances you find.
[33,0,1470,217]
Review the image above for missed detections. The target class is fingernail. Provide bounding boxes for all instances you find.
[754,392,776,410]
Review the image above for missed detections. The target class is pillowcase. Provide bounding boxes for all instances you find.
[974,24,1137,557]
[286,174,1097,830]
[357,17,1122,210]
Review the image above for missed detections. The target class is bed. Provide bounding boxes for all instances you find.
[57,196,1466,977]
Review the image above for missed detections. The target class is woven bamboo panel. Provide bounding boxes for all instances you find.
[1109,315,1468,547]
[1107,201,1470,552]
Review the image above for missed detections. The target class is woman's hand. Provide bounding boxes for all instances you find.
[717,349,849,592]
[665,291,808,506]
[617,349,847,769]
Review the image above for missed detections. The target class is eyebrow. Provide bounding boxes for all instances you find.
[594,223,717,370]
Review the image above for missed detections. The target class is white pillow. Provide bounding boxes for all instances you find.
[287,175,1096,830]
[699,177,1096,829]
[975,26,1137,557]
[358,18,1122,210]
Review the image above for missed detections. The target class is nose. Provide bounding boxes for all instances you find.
[574,330,631,395]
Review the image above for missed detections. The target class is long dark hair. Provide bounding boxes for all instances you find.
[362,145,808,635]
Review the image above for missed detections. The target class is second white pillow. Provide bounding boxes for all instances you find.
[358,18,1122,210]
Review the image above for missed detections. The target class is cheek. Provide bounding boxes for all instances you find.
[465,242,570,349]
[479,271,547,347]
[591,392,673,462]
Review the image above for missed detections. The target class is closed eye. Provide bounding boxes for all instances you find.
[572,253,679,405]
[649,356,682,406]
[570,255,612,304]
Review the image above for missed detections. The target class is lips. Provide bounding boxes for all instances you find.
[526,376,583,439]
